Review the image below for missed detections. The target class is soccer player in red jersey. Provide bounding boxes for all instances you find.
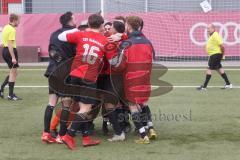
[103,22,112,37]
[110,16,154,144]
[58,13,109,150]
[49,19,90,138]
[98,20,127,141]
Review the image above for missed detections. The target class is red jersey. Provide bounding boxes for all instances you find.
[101,33,122,75]
[111,31,153,104]
[66,31,108,82]
[101,41,121,75]
[121,33,128,40]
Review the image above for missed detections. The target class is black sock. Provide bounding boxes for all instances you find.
[1,75,9,91]
[132,112,146,138]
[221,73,230,85]
[141,106,151,124]
[8,82,15,96]
[102,116,108,126]
[142,105,154,129]
[203,74,211,88]
[122,110,131,130]
[141,111,148,127]
[68,121,82,137]
[68,113,87,137]
[59,107,70,136]
[108,110,122,135]
[44,105,54,133]
[82,122,90,137]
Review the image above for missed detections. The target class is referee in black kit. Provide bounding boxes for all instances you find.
[197,24,232,90]
[0,14,21,100]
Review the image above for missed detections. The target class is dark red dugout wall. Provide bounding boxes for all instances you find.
[0,12,240,58]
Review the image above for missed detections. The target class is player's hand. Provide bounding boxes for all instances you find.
[12,58,17,64]
[108,33,122,42]
[49,50,62,62]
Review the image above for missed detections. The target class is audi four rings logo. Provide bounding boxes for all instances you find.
[190,22,240,46]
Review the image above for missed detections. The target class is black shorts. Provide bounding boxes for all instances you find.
[97,74,114,93]
[44,59,57,78]
[2,47,19,68]
[48,80,58,95]
[48,87,56,95]
[48,86,65,97]
[208,54,223,70]
[70,77,99,105]
[48,78,62,96]
[47,74,71,97]
[97,74,125,104]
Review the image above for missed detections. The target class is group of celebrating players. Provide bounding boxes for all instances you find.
[0,6,233,152]
[41,12,157,150]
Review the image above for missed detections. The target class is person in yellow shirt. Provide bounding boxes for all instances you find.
[0,13,22,100]
[197,24,232,90]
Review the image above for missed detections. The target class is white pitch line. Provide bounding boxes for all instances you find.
[14,86,48,88]
[152,85,240,88]
[156,68,240,71]
[0,68,239,71]
[12,85,240,89]
[0,68,46,71]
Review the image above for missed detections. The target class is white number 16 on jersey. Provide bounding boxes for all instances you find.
[82,44,99,65]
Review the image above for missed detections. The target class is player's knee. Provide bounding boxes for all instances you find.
[206,69,212,75]
[218,68,224,74]
[129,104,139,113]
[10,68,17,77]
[14,70,18,77]
[49,94,58,106]
[61,97,72,106]
[79,103,92,113]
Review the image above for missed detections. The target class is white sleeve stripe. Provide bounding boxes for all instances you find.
[115,49,125,67]
[58,28,78,42]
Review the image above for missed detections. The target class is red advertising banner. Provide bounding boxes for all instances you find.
[0,12,239,57]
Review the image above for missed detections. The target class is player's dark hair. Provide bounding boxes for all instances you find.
[104,22,112,27]
[126,16,142,31]
[78,25,88,31]
[60,11,73,26]
[139,18,144,31]
[88,14,104,29]
[9,13,19,22]
[114,16,126,24]
[112,21,125,33]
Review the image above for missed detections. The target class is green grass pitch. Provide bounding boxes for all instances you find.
[0,66,240,160]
